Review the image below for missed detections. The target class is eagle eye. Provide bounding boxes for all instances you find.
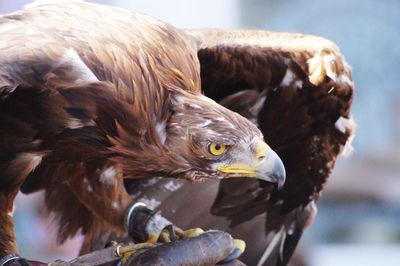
[208,143,227,156]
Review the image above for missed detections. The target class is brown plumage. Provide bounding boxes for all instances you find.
[0,0,289,259]
[85,20,355,266]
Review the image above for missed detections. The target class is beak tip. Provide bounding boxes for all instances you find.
[275,156,286,189]
[277,176,285,190]
[272,161,286,190]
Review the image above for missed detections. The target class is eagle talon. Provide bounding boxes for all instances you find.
[114,243,155,265]
[219,239,246,263]
[183,228,205,239]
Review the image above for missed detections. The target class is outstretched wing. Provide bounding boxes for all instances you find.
[187,29,355,265]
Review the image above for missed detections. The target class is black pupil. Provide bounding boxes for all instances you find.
[215,144,221,150]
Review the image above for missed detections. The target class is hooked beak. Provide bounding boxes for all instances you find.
[217,140,286,189]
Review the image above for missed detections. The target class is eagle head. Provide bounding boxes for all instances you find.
[115,89,285,188]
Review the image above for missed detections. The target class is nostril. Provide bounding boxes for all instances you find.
[258,155,266,160]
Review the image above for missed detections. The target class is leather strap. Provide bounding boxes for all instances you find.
[125,202,155,242]
[125,202,174,243]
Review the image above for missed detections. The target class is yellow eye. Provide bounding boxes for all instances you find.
[208,143,227,156]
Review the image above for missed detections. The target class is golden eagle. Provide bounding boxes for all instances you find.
[0,1,355,265]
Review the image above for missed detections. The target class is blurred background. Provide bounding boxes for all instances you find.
[1,0,399,265]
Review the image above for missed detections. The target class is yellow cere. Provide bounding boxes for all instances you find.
[255,140,269,160]
[208,143,226,156]
[217,163,257,177]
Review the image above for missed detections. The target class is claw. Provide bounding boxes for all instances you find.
[233,239,246,253]
[114,243,155,265]
[183,228,205,238]
[220,239,246,263]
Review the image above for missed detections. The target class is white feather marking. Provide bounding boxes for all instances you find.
[294,80,303,89]
[141,177,162,187]
[308,52,332,85]
[172,95,185,105]
[335,116,352,134]
[283,58,291,65]
[287,222,296,235]
[164,180,183,192]
[323,54,338,81]
[139,196,161,209]
[340,138,355,158]
[189,103,202,110]
[26,153,43,166]
[280,69,295,87]
[111,201,119,209]
[228,123,236,129]
[7,212,13,217]
[155,121,167,144]
[337,74,353,86]
[215,117,226,122]
[57,48,98,83]
[99,166,116,185]
[66,118,96,129]
[335,116,357,158]
[197,120,212,128]
[87,184,93,192]
[7,205,15,218]
[326,161,334,168]
[257,227,285,266]
[16,153,43,173]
